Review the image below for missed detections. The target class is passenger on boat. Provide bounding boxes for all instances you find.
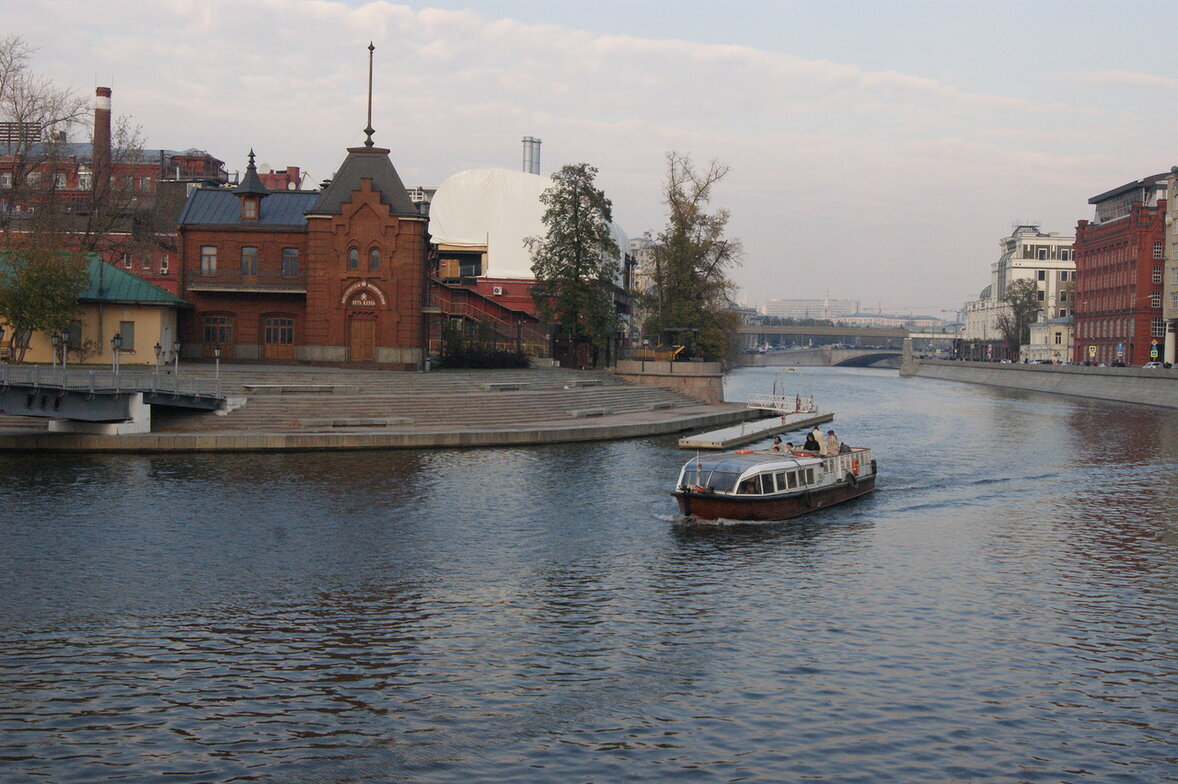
[771,436,783,451]
[824,430,838,456]
[802,433,821,452]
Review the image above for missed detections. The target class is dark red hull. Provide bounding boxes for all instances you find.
[674,476,876,521]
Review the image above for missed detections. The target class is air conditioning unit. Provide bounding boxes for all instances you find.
[492,286,504,296]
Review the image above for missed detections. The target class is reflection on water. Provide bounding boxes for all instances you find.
[1,368,1177,782]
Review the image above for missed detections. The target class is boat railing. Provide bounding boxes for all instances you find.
[820,448,872,479]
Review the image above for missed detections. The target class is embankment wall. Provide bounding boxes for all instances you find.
[911,360,1178,409]
[613,360,725,404]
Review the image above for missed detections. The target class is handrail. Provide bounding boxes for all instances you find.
[0,365,222,398]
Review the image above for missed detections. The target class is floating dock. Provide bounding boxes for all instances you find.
[678,410,834,450]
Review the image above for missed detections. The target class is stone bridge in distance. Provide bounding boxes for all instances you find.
[738,347,902,368]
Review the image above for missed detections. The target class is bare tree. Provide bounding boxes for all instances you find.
[0,35,88,235]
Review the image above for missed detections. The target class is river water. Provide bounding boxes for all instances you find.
[1,367,1176,783]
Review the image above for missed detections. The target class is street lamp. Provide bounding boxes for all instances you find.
[153,342,162,384]
[59,330,69,373]
[213,344,222,382]
[173,339,181,377]
[50,331,61,370]
[111,332,123,375]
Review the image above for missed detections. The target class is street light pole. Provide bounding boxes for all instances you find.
[111,332,123,375]
[173,339,181,378]
[214,344,221,383]
[153,342,162,385]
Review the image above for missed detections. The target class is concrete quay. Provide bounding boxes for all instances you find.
[908,359,1178,409]
[0,364,762,452]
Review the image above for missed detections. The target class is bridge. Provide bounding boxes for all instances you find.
[0,366,225,434]
[740,347,902,368]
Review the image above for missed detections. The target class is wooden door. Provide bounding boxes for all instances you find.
[263,317,295,359]
[350,319,375,362]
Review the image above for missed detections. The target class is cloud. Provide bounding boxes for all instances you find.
[1082,70,1178,88]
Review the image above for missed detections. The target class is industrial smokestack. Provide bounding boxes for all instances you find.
[521,136,542,175]
[94,87,112,193]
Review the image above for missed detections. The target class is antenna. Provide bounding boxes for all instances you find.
[364,42,375,148]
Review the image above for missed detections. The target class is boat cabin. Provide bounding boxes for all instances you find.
[677,448,873,497]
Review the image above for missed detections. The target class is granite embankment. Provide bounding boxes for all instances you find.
[909,360,1178,409]
[0,365,761,452]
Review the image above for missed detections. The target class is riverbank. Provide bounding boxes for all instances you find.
[909,359,1178,409]
[0,364,762,452]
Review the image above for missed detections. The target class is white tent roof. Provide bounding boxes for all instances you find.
[429,167,628,280]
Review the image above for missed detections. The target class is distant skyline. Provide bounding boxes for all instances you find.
[9,0,1178,314]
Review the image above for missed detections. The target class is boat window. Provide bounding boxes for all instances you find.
[787,471,798,489]
[738,477,759,494]
[708,471,742,492]
[773,472,786,492]
[805,468,816,484]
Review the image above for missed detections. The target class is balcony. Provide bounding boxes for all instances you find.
[185,269,306,294]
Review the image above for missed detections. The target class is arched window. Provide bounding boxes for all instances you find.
[348,247,359,271]
[369,248,380,271]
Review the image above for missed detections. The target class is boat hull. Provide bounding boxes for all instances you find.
[674,475,876,521]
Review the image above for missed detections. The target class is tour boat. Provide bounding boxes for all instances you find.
[673,446,877,521]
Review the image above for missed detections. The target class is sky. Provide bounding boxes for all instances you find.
[10,0,1178,316]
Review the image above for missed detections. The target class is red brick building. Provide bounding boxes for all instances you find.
[1073,174,1168,365]
[177,144,540,367]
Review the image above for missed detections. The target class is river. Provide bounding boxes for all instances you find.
[1,367,1176,783]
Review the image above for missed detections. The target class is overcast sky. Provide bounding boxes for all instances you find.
[11,0,1178,315]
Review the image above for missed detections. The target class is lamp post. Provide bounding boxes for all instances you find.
[111,332,123,375]
[173,339,181,377]
[59,330,69,374]
[153,342,162,384]
[50,331,60,370]
[213,344,221,383]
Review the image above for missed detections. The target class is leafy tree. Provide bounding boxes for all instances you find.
[995,278,1041,350]
[643,152,742,362]
[0,236,90,363]
[527,163,620,365]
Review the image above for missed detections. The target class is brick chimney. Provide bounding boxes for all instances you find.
[93,87,112,192]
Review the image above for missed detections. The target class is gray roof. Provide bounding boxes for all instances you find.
[309,146,419,217]
[178,187,319,227]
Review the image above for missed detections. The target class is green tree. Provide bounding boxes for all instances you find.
[995,278,1041,351]
[527,163,620,365]
[0,237,90,363]
[643,152,741,362]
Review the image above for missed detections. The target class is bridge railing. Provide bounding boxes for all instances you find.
[0,365,223,398]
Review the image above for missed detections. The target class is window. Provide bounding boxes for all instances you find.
[1058,308,1067,318]
[1054,332,1063,345]
[1061,249,1073,261]
[1037,290,1045,301]
[1151,293,1161,308]
[1151,318,1166,337]
[66,324,82,350]
[122,175,133,189]
[118,321,135,350]
[1037,248,1048,260]
[200,246,217,275]
[264,317,295,345]
[27,171,40,186]
[122,253,133,269]
[1038,270,1047,281]
[53,173,67,188]
[1059,291,1068,302]
[204,315,233,344]
[369,248,380,271]
[78,172,91,190]
[787,471,798,489]
[160,256,170,274]
[241,246,258,276]
[347,248,359,270]
[1153,267,1163,284]
[0,172,11,188]
[282,248,299,277]
[1153,242,1164,259]
[242,198,257,220]
[141,255,151,270]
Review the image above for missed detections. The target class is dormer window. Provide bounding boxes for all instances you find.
[241,197,259,220]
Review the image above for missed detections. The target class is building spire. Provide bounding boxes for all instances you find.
[364,42,375,148]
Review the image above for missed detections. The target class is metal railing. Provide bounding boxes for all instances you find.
[185,269,306,291]
[0,365,222,398]
[745,392,817,414]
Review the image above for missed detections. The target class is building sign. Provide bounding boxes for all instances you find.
[340,280,388,307]
[1088,345,1097,358]
[1116,342,1124,357]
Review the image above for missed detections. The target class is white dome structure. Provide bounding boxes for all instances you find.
[429,168,628,281]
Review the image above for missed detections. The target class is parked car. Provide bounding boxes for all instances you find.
[1142,361,1163,369]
